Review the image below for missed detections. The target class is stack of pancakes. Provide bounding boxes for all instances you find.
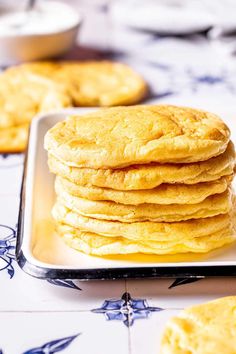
[44,105,236,256]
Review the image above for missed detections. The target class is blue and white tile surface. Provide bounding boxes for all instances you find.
[1,1,236,353]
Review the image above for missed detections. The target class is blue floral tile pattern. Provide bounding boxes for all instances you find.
[47,279,82,291]
[0,224,16,279]
[185,69,236,94]
[150,91,175,99]
[92,292,164,327]
[22,334,80,354]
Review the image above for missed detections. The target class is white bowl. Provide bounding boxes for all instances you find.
[0,1,82,64]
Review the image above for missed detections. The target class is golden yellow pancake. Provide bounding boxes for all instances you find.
[52,201,234,242]
[0,124,29,153]
[15,60,148,106]
[0,69,71,152]
[161,296,236,354]
[55,179,232,222]
[44,105,230,168]
[48,141,235,190]
[62,61,148,106]
[1,61,147,152]
[0,69,71,128]
[57,223,235,255]
[56,175,231,205]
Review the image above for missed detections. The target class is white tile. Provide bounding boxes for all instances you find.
[0,196,19,226]
[128,276,236,354]
[0,154,23,169]
[0,157,23,196]
[0,264,126,311]
[126,277,236,309]
[0,312,129,354]
[129,309,180,354]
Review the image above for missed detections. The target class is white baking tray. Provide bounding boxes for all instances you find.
[16,108,236,279]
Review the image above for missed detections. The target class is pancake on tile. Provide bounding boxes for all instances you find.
[14,60,148,106]
[48,141,235,190]
[56,223,235,255]
[0,124,29,153]
[56,175,231,205]
[0,69,71,152]
[0,61,147,152]
[161,296,236,354]
[44,105,230,168]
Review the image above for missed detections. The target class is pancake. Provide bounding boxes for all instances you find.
[55,180,232,222]
[0,124,29,153]
[13,60,148,106]
[44,105,230,168]
[48,141,235,190]
[52,201,234,242]
[56,223,236,255]
[56,175,231,205]
[161,296,236,354]
[0,69,71,152]
[1,61,147,152]
[0,69,71,128]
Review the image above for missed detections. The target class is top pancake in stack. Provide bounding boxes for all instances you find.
[45,105,236,256]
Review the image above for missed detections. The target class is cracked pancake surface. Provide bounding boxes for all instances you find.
[45,105,230,168]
